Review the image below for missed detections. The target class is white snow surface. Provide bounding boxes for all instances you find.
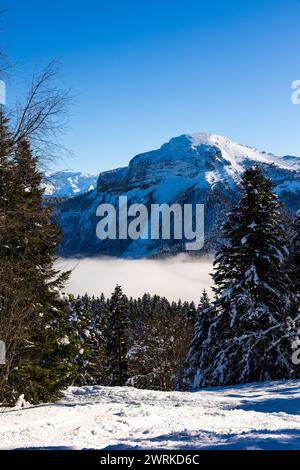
[1,380,300,450]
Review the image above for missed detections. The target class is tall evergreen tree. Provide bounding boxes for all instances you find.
[92,293,110,384]
[188,167,299,388]
[107,285,129,386]
[69,294,109,386]
[0,136,78,404]
[68,295,95,386]
[0,110,19,400]
[0,110,14,210]
[183,290,210,389]
[290,210,300,298]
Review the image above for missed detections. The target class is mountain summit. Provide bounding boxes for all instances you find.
[128,132,300,184]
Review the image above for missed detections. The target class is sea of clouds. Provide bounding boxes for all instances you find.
[57,255,214,303]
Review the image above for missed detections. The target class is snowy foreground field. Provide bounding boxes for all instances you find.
[1,381,300,450]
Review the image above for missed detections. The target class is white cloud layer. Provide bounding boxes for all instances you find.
[57,255,214,303]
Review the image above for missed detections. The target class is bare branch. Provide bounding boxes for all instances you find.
[10,61,72,164]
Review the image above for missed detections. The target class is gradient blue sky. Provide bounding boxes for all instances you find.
[3,0,300,173]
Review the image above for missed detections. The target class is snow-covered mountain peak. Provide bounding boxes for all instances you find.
[124,133,300,196]
[129,132,300,174]
[183,132,232,147]
[45,134,300,204]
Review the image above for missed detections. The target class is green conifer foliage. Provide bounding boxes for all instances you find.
[0,133,78,404]
[187,167,299,388]
[107,285,129,386]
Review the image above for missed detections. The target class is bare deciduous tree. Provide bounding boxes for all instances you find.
[9,60,72,164]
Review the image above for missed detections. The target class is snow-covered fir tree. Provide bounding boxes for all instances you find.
[188,166,299,388]
[93,293,110,383]
[68,295,97,386]
[183,290,211,389]
[290,210,300,298]
[68,294,109,385]
[106,285,129,386]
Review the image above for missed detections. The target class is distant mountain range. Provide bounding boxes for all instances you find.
[49,133,300,258]
[43,171,98,198]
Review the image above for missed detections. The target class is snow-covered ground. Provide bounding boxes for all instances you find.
[1,381,300,450]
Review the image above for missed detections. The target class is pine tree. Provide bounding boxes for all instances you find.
[0,137,78,404]
[68,295,95,385]
[183,290,211,389]
[69,294,109,386]
[188,166,299,388]
[92,293,110,384]
[107,285,129,386]
[0,110,14,210]
[0,110,19,400]
[290,210,300,298]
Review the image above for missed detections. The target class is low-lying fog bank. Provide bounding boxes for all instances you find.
[57,255,214,303]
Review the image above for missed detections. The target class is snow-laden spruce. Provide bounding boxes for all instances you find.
[68,293,109,386]
[187,166,300,388]
[290,210,300,297]
[106,285,129,386]
[184,290,210,389]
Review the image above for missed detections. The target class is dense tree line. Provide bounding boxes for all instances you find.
[68,288,198,392]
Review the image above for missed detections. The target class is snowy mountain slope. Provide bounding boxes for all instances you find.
[52,133,300,258]
[43,171,98,198]
[1,380,300,450]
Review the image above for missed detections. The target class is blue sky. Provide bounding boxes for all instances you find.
[3,0,300,173]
